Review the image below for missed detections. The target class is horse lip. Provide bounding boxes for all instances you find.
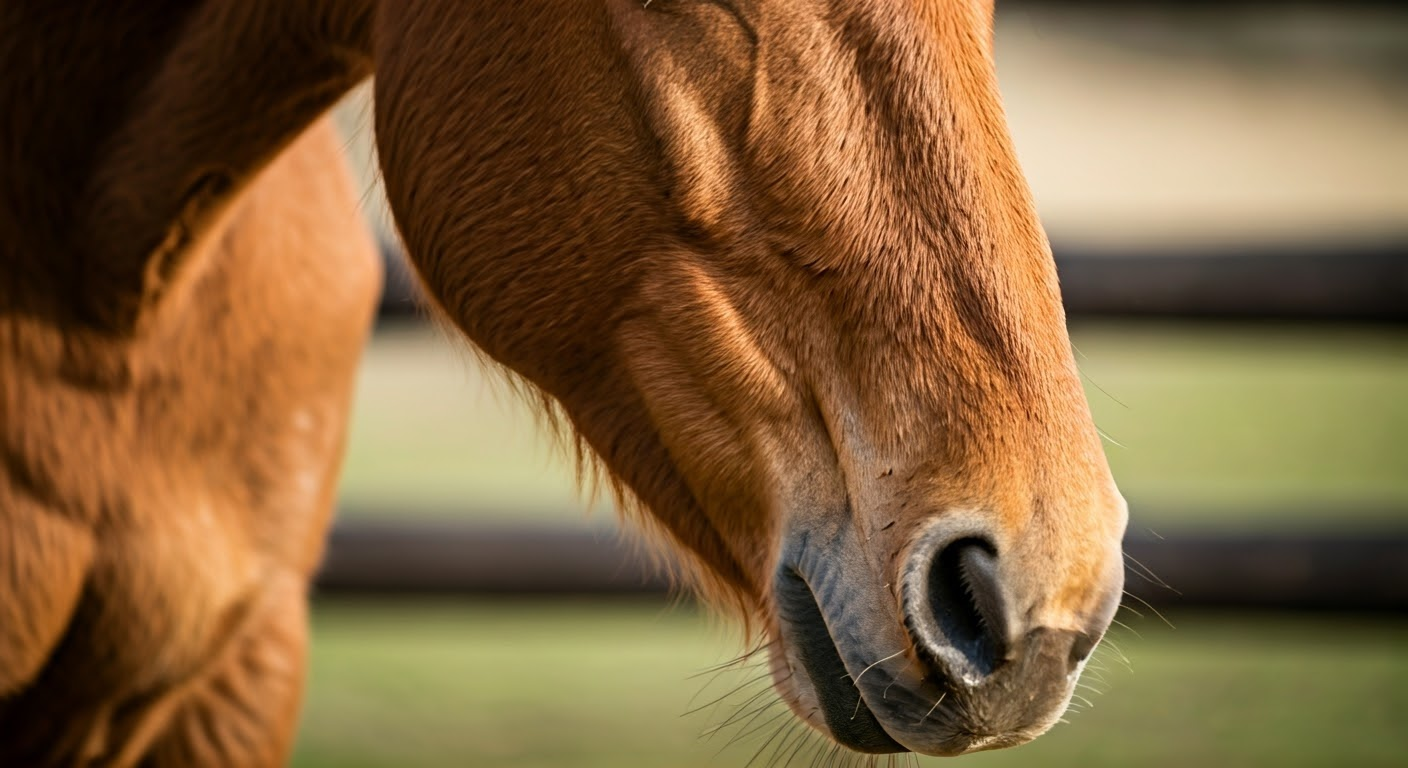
[772,566,1050,758]
[773,544,1021,758]
[774,566,907,754]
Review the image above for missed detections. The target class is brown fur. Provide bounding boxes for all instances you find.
[1,1,1124,764]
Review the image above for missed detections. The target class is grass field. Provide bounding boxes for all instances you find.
[292,601,1408,768]
[307,323,1408,766]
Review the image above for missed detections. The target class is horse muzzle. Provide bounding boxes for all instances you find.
[770,512,1124,756]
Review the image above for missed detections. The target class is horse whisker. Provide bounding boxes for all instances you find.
[849,648,906,687]
[884,658,916,700]
[1122,589,1177,629]
[701,687,781,738]
[1108,617,1143,639]
[1124,553,1180,594]
[915,692,947,726]
[683,670,775,716]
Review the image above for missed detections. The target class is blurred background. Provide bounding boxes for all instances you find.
[295,2,1407,766]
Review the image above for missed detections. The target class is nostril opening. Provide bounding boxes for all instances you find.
[925,538,1008,677]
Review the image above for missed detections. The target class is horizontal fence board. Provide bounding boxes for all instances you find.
[377,242,1408,325]
[317,517,1408,613]
[318,521,665,596]
[1056,245,1408,324]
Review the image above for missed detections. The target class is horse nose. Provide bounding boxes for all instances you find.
[902,528,1115,692]
[903,535,1016,685]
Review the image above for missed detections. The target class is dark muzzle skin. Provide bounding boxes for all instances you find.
[775,565,906,753]
[772,512,1125,756]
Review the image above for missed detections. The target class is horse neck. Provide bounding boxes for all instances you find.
[0,0,376,335]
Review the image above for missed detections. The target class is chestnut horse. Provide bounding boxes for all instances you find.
[0,0,1127,764]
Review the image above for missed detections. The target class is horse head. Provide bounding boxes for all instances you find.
[374,0,1125,755]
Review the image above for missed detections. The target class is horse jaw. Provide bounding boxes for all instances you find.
[372,0,1127,755]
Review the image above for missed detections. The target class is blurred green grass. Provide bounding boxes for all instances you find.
[340,324,1408,529]
[1074,325,1408,529]
[293,601,1408,768]
[316,323,1408,766]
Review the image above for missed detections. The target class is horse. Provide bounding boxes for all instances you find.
[0,1,1127,764]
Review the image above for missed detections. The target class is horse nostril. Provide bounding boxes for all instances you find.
[920,537,1011,679]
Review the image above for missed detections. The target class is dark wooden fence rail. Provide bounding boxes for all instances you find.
[316,519,1408,613]
[1056,245,1408,324]
[377,242,1408,325]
